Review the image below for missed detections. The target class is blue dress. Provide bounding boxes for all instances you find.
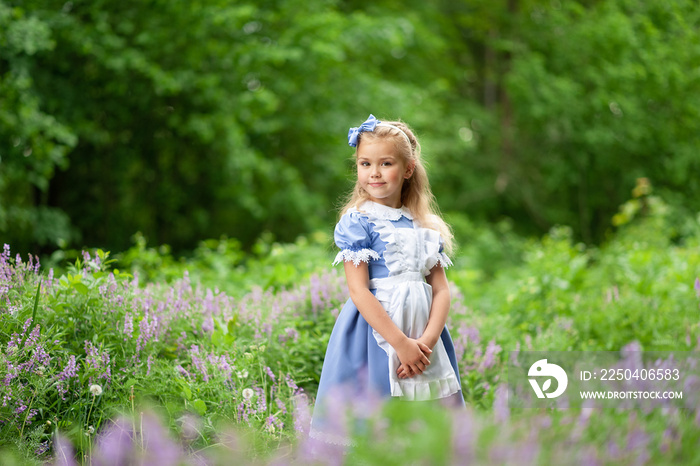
[310,201,464,444]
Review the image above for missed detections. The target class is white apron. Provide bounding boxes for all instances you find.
[364,208,460,401]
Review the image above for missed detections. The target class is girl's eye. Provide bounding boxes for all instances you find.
[382,162,392,166]
[360,161,370,167]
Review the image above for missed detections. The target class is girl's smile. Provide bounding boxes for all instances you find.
[356,140,412,208]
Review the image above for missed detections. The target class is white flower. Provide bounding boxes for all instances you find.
[89,384,103,396]
[237,370,249,379]
[242,388,254,400]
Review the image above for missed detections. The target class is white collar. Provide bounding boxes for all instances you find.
[356,200,413,221]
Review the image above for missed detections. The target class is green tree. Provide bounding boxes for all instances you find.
[432,0,700,242]
[2,0,456,253]
[0,3,77,251]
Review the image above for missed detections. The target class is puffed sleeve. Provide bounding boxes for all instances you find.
[331,212,380,267]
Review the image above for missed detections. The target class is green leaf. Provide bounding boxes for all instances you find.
[180,384,192,400]
[211,329,224,347]
[228,316,239,333]
[31,279,41,322]
[72,282,89,295]
[191,399,207,416]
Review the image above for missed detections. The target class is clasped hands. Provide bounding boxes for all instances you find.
[395,336,434,379]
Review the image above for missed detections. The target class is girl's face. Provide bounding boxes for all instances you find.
[356,139,413,208]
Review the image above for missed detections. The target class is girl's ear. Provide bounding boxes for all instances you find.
[404,161,416,179]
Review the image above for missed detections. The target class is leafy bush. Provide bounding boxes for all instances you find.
[2,189,700,464]
[111,231,335,298]
[0,245,343,462]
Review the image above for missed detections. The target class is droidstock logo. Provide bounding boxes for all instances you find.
[528,359,568,399]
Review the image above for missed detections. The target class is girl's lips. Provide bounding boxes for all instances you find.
[369,183,385,187]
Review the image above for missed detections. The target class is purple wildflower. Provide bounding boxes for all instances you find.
[451,409,476,462]
[175,365,191,379]
[275,397,287,415]
[138,412,185,464]
[285,374,300,393]
[123,313,134,339]
[493,385,509,422]
[188,345,209,382]
[176,332,187,353]
[479,339,501,372]
[84,341,112,385]
[292,393,311,435]
[56,355,80,397]
[625,428,650,464]
[92,416,134,466]
[278,327,300,345]
[53,432,77,466]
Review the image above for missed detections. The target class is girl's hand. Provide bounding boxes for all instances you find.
[397,336,436,378]
[395,338,432,378]
[397,363,419,379]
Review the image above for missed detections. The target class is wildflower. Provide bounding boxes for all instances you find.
[279,327,299,345]
[86,425,95,436]
[56,356,80,397]
[493,385,509,422]
[237,369,249,379]
[244,352,253,360]
[266,416,276,433]
[175,365,191,378]
[479,339,502,372]
[123,313,134,338]
[90,384,103,396]
[242,388,254,400]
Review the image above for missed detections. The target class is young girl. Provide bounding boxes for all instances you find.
[310,114,464,444]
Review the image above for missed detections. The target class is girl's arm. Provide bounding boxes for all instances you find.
[344,261,432,375]
[419,264,451,349]
[397,264,450,379]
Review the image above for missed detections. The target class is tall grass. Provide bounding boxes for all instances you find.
[1,192,700,464]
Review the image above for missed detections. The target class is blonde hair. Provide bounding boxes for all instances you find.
[339,118,455,255]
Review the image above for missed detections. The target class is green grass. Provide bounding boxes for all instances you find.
[1,195,700,464]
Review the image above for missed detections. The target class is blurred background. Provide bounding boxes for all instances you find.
[2,0,699,258]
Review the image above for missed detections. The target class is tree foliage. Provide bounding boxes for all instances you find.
[1,0,699,254]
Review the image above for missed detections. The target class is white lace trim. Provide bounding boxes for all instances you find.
[354,200,413,221]
[332,248,380,266]
[436,252,454,269]
[391,372,461,401]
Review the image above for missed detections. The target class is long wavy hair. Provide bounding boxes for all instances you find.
[339,118,454,255]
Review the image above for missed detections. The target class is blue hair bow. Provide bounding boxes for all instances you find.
[347,114,380,147]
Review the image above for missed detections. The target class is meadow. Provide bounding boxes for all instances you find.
[1,191,700,465]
